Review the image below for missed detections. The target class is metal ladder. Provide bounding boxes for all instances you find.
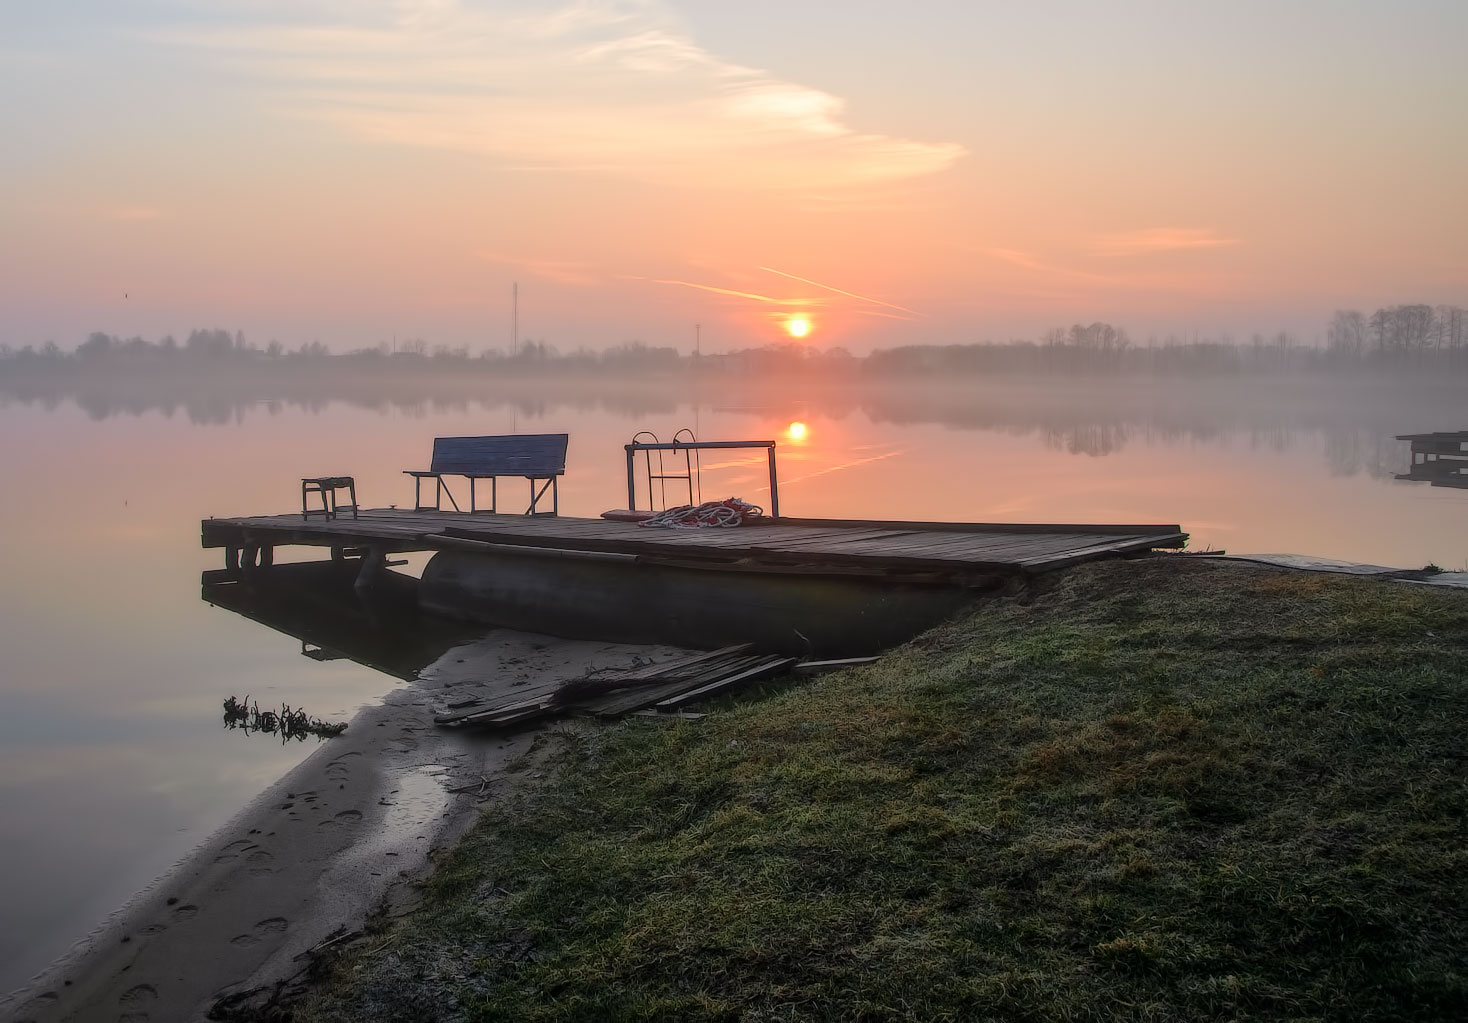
[630,429,702,511]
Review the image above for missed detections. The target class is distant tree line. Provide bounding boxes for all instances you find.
[1326,305,1467,357]
[4,306,1468,382]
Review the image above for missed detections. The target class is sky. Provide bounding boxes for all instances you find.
[2,0,1465,354]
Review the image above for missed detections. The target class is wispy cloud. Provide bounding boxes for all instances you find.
[759,266,922,316]
[1094,228,1241,255]
[979,245,1238,298]
[851,308,917,321]
[782,446,908,486]
[154,0,965,189]
[477,250,600,287]
[629,276,812,306]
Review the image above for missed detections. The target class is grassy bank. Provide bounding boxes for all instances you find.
[303,560,1467,1022]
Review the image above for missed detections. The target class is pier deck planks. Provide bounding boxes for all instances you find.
[203,509,1186,577]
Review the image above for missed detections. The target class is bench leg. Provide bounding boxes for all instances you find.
[527,477,556,516]
[413,475,443,512]
[439,477,461,512]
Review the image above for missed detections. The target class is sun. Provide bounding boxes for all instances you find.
[785,316,811,339]
[787,421,808,441]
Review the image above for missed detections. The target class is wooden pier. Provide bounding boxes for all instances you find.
[203,508,1187,581]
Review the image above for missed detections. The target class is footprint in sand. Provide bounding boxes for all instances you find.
[213,839,256,864]
[230,917,289,947]
[171,904,198,920]
[318,809,363,828]
[246,848,276,875]
[138,923,167,935]
[324,752,361,783]
[119,984,157,1003]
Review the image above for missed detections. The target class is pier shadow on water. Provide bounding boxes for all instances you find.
[201,561,483,684]
[202,547,980,668]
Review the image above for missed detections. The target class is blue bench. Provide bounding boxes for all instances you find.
[405,434,567,515]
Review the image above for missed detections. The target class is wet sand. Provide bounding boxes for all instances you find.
[2,631,682,1023]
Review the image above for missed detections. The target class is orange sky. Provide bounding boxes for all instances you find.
[2,1,1465,352]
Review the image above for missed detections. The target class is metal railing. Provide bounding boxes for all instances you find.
[625,436,779,517]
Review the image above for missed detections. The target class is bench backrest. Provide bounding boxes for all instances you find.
[429,434,568,477]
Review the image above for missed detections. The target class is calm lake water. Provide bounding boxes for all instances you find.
[1,376,1465,997]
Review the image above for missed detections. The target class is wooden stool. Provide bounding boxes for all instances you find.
[302,476,358,520]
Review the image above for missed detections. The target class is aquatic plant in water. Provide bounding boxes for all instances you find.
[222,695,348,742]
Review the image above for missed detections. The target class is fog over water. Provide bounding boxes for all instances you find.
[1,359,1466,999]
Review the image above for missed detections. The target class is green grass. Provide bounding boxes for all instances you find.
[302,561,1468,1022]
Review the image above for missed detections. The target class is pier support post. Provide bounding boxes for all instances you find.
[239,545,274,575]
[353,545,387,592]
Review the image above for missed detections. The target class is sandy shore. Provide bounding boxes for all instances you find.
[2,630,681,1023]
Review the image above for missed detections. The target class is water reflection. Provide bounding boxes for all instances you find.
[6,377,1466,484]
[2,386,1466,999]
[1396,432,1468,489]
[201,561,477,682]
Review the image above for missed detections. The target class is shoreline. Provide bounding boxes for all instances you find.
[2,629,683,1023]
[291,557,1468,1022]
[7,553,1463,1021]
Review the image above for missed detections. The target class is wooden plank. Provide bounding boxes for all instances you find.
[438,519,1158,573]
[1016,533,1188,571]
[598,644,755,683]
[738,529,918,551]
[794,530,1111,558]
[768,515,1184,536]
[622,525,828,548]
[432,645,753,725]
[654,657,796,709]
[580,654,770,716]
[203,510,1186,576]
[436,695,554,727]
[426,535,639,563]
[792,656,880,675]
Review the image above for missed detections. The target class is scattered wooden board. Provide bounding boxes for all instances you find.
[654,657,796,709]
[434,644,757,728]
[792,656,880,675]
[579,654,770,716]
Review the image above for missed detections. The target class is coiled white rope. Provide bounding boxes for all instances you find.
[638,497,764,528]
